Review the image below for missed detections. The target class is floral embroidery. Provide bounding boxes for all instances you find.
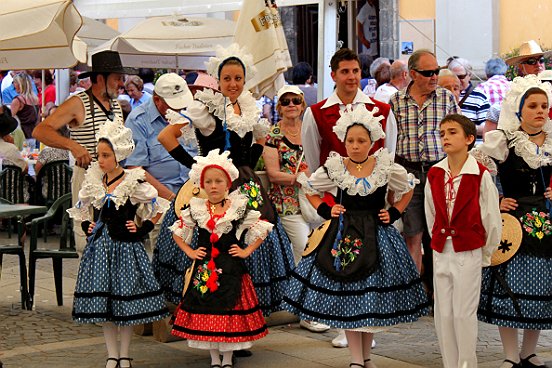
[239,180,264,209]
[193,261,222,295]
[331,235,363,269]
[520,209,552,240]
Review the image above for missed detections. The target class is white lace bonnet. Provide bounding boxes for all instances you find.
[205,43,257,82]
[497,74,552,132]
[333,104,385,144]
[96,115,135,162]
[189,149,239,189]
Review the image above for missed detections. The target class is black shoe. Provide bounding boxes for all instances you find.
[118,357,133,368]
[520,354,545,368]
[106,357,119,368]
[233,349,253,358]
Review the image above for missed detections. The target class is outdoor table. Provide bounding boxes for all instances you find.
[0,204,47,309]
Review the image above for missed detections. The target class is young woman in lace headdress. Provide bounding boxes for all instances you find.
[283,105,429,368]
[471,75,552,368]
[67,118,170,368]
[154,45,294,317]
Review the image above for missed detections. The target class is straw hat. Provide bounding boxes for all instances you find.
[174,180,207,218]
[490,213,522,267]
[303,220,332,256]
[506,40,548,66]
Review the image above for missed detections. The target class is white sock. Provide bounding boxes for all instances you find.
[221,351,233,366]
[119,326,133,366]
[210,349,221,366]
[103,323,119,367]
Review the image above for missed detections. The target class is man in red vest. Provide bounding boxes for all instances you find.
[301,47,396,350]
[302,48,397,172]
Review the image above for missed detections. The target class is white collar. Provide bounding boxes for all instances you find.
[321,89,375,109]
[434,155,480,176]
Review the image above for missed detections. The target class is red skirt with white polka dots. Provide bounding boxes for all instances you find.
[171,274,268,342]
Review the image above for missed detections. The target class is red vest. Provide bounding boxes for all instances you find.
[427,162,487,253]
[309,99,390,166]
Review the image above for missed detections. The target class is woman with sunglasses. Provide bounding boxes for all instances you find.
[156,44,295,321]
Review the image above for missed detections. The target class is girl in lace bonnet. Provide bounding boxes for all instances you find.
[169,149,272,367]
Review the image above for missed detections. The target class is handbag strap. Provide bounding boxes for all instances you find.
[458,83,475,108]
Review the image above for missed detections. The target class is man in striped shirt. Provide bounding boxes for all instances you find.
[389,49,460,294]
[33,51,137,251]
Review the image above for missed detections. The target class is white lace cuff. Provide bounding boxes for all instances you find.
[243,219,273,246]
[169,218,194,245]
[470,147,498,175]
[66,200,92,222]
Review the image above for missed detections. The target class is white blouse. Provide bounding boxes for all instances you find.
[170,190,273,247]
[67,162,170,222]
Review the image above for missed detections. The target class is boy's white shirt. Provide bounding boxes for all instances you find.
[424,155,502,266]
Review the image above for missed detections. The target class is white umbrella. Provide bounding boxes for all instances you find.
[95,16,236,70]
[73,17,120,63]
[0,0,82,69]
[234,0,292,98]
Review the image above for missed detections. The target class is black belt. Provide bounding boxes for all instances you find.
[395,156,439,173]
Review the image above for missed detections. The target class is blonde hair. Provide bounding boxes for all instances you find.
[13,73,37,100]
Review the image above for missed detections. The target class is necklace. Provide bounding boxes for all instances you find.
[283,124,300,137]
[349,157,370,172]
[208,199,226,214]
[104,170,124,187]
[526,130,543,137]
[230,100,239,106]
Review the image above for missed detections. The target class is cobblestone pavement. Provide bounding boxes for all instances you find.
[1,235,551,368]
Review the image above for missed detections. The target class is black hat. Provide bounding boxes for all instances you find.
[0,113,18,136]
[79,51,138,79]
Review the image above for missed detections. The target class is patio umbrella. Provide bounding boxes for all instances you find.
[234,0,292,98]
[0,0,82,69]
[72,17,120,63]
[94,16,236,70]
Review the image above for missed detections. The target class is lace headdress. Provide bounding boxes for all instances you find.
[189,149,239,189]
[96,115,135,162]
[205,43,256,82]
[333,104,385,144]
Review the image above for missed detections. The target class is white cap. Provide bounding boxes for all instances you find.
[154,73,194,110]
[277,85,304,100]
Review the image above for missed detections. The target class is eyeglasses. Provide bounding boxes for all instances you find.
[413,68,441,77]
[521,57,545,65]
[280,97,303,106]
[456,73,469,80]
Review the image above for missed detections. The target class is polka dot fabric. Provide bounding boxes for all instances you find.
[172,274,268,342]
[478,251,552,329]
[73,226,169,326]
[283,225,430,329]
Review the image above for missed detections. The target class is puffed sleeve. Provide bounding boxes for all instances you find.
[169,207,195,245]
[296,168,337,197]
[66,189,94,222]
[131,181,171,221]
[471,129,508,175]
[186,100,216,136]
[387,163,419,203]
[236,209,274,246]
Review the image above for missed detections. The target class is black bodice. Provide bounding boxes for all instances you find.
[97,198,141,242]
[338,184,388,213]
[195,117,263,168]
[498,147,552,199]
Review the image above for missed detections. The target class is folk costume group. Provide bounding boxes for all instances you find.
[65,41,552,368]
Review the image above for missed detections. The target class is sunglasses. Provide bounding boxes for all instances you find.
[456,73,469,80]
[280,97,303,106]
[521,57,545,65]
[413,68,441,77]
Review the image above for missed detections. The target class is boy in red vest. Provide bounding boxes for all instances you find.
[424,114,501,368]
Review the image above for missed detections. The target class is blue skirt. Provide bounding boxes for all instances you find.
[283,225,429,329]
[73,226,169,326]
[478,251,552,329]
[153,202,295,315]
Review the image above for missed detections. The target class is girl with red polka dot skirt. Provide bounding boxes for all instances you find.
[169,150,271,367]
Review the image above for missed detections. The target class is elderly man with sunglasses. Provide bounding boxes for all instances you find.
[447,57,490,138]
[389,49,460,297]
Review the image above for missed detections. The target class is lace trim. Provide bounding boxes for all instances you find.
[169,219,195,245]
[508,123,552,169]
[244,219,273,245]
[470,147,498,175]
[188,191,248,236]
[324,149,394,196]
[195,89,262,138]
